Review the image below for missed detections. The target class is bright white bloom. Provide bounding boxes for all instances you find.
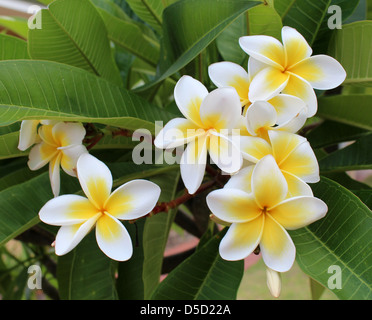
[27,122,88,197]
[206,155,327,272]
[39,154,161,261]
[239,26,346,117]
[208,61,309,124]
[154,75,244,194]
[239,130,319,197]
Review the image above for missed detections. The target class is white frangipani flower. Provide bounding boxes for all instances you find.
[154,75,244,194]
[27,121,88,197]
[208,60,309,125]
[239,26,346,117]
[39,153,161,261]
[206,155,327,272]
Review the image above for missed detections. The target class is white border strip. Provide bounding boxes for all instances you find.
[0,0,46,13]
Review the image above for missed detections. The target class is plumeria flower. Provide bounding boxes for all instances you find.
[206,155,327,272]
[154,75,244,194]
[208,60,309,123]
[18,119,58,151]
[39,153,161,261]
[239,26,347,117]
[238,130,319,197]
[27,121,88,197]
[245,100,307,141]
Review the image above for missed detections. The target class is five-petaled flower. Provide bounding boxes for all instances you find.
[239,26,346,117]
[154,75,244,194]
[39,153,161,261]
[27,121,88,197]
[207,155,327,272]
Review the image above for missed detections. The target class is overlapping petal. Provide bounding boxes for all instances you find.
[269,196,327,229]
[219,215,264,261]
[174,75,208,127]
[206,189,261,223]
[260,213,296,272]
[252,155,288,209]
[96,213,133,261]
[105,179,161,220]
[77,153,113,209]
[28,142,58,171]
[52,122,86,147]
[18,120,40,151]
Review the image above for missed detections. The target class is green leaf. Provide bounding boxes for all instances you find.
[274,0,331,45]
[96,6,160,67]
[135,0,261,92]
[328,21,372,86]
[28,0,123,86]
[319,133,372,172]
[0,16,29,39]
[216,4,282,65]
[57,232,118,300]
[290,177,372,300]
[125,0,167,33]
[151,229,244,300]
[307,120,369,149]
[317,95,372,131]
[0,132,27,160]
[142,170,180,299]
[352,189,372,210]
[0,60,175,134]
[0,34,29,60]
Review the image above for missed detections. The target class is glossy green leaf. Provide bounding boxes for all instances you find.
[216,4,282,65]
[0,132,27,160]
[151,229,244,300]
[96,7,160,67]
[135,0,260,92]
[319,133,372,172]
[57,232,118,300]
[307,120,368,149]
[317,95,372,131]
[328,21,372,86]
[290,177,372,300]
[0,60,175,134]
[28,0,123,86]
[0,34,29,61]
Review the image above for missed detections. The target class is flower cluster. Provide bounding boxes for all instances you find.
[155,27,346,277]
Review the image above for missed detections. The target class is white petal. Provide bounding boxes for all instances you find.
[105,179,161,220]
[248,66,290,102]
[260,214,296,272]
[289,55,347,90]
[281,26,312,68]
[154,118,204,149]
[246,101,277,136]
[60,144,88,176]
[27,142,58,171]
[200,87,242,131]
[180,135,208,194]
[208,132,243,174]
[96,213,133,261]
[275,107,307,134]
[282,74,318,117]
[54,213,100,256]
[248,57,268,81]
[49,153,62,198]
[268,94,307,125]
[174,75,209,127]
[240,136,272,163]
[239,35,285,69]
[18,120,40,151]
[206,188,261,223]
[252,155,288,209]
[52,122,86,147]
[219,215,264,261]
[224,165,254,192]
[77,153,113,209]
[208,62,250,102]
[39,194,99,226]
[269,196,327,230]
